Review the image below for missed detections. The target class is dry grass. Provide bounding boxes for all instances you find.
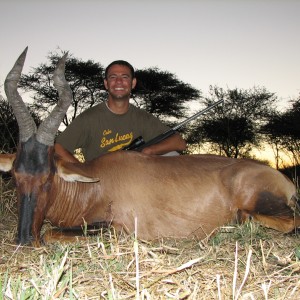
[1,176,300,299]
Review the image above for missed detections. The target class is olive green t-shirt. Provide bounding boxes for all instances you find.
[56,102,170,161]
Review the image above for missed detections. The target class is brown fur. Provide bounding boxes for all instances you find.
[2,49,299,245]
[1,142,299,245]
[40,152,300,241]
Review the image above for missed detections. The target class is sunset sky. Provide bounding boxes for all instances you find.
[1,0,299,111]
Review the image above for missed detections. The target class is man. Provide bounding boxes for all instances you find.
[55,60,186,162]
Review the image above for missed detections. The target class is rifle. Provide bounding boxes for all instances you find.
[123,99,224,151]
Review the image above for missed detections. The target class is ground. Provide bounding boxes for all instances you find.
[1,177,300,299]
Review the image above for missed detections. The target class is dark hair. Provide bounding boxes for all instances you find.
[105,60,135,79]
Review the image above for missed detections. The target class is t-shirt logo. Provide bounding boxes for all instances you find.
[100,129,133,152]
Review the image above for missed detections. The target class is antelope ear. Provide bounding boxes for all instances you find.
[55,159,99,183]
[0,153,16,172]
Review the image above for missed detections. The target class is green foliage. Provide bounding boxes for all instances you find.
[187,85,278,158]
[200,116,255,158]
[0,248,76,299]
[262,95,300,165]
[16,51,201,128]
[133,67,200,120]
[0,95,40,153]
[18,50,106,127]
[210,221,271,247]
[0,95,18,152]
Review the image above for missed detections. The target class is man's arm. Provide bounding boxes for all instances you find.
[55,132,186,159]
[141,133,186,155]
[54,143,80,163]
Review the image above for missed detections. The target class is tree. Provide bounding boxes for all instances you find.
[260,112,286,169]
[0,94,41,153]
[187,85,277,158]
[262,95,300,165]
[19,50,106,127]
[132,67,200,121]
[18,53,201,127]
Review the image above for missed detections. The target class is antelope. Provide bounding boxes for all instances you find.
[0,48,299,246]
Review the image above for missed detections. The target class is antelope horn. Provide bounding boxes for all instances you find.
[4,47,37,142]
[36,53,72,145]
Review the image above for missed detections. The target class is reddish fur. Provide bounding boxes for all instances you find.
[1,147,299,244]
[3,50,298,246]
[39,152,300,241]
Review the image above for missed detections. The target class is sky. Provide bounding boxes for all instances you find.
[0,0,299,111]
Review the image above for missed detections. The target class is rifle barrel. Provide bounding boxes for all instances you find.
[124,99,224,151]
[172,99,224,131]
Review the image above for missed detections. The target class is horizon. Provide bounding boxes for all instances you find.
[0,0,299,111]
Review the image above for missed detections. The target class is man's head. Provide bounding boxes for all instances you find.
[104,60,137,101]
[105,60,135,79]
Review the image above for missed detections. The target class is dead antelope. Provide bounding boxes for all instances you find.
[0,48,299,246]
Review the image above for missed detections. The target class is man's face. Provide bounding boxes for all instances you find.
[104,64,136,100]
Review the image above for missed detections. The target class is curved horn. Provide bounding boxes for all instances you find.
[36,53,72,145]
[4,47,37,142]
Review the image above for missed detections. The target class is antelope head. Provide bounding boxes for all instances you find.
[3,48,72,245]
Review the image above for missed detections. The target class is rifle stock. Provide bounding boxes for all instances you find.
[123,99,223,152]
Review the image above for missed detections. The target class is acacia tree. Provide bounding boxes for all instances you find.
[262,95,300,165]
[19,51,106,127]
[18,53,200,127]
[187,85,277,158]
[0,94,40,153]
[132,67,200,121]
[260,112,286,169]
